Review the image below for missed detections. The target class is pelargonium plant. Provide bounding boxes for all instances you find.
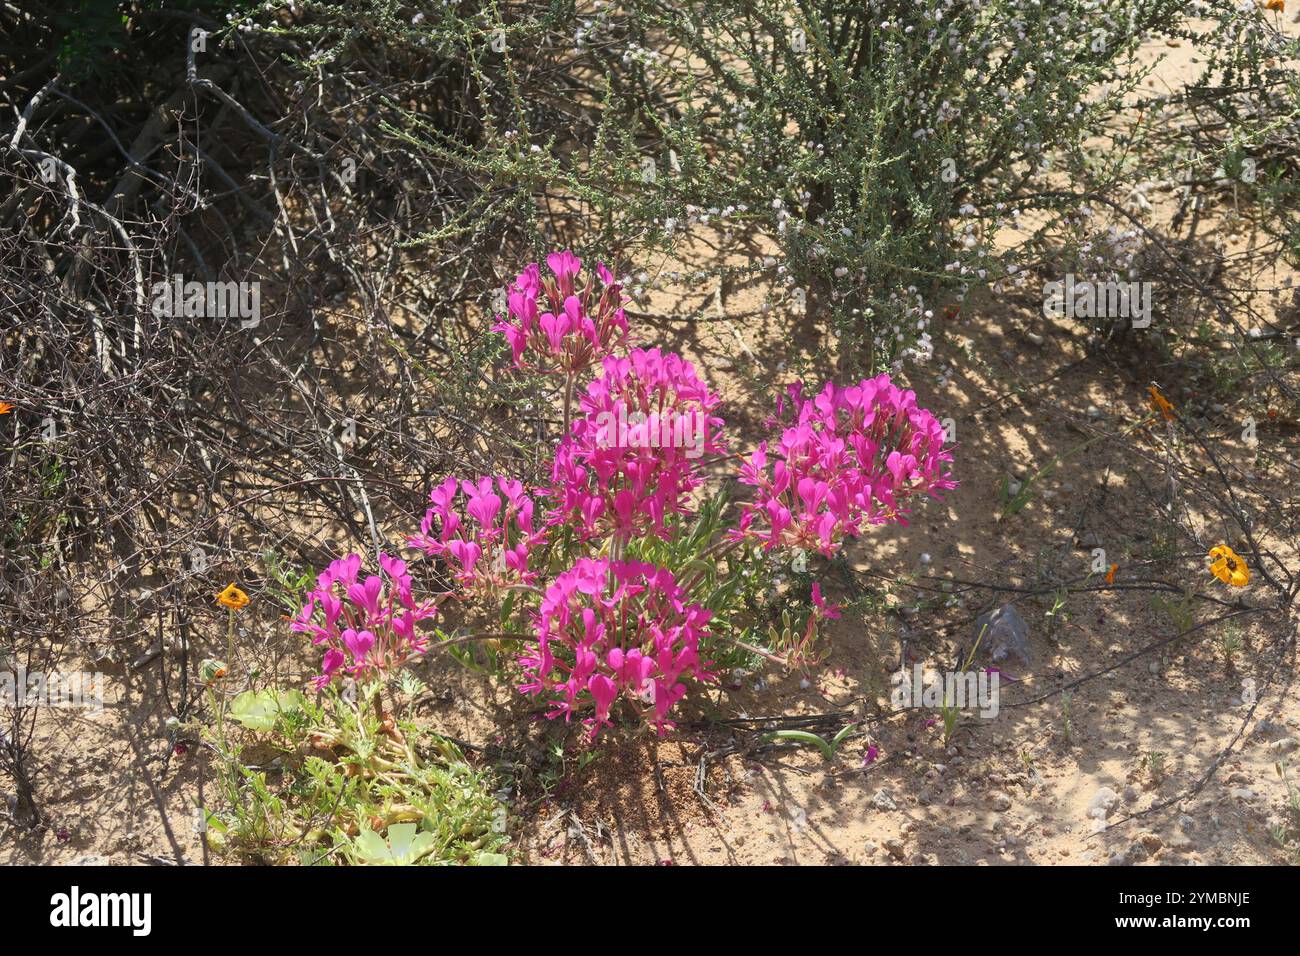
[491,251,630,377]
[407,476,545,599]
[546,348,725,542]
[518,558,716,736]
[297,251,956,739]
[734,377,956,555]
[291,553,438,689]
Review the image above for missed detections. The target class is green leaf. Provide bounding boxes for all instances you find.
[761,729,834,761]
[386,823,419,859]
[227,688,308,732]
[351,824,438,865]
[831,723,858,748]
[499,589,516,628]
[354,828,390,862]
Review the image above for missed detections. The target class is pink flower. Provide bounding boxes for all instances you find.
[519,558,716,737]
[547,251,582,296]
[408,475,545,597]
[491,251,629,373]
[734,374,956,555]
[587,674,619,736]
[287,259,960,748]
[462,477,502,529]
[811,583,841,620]
[346,576,383,620]
[544,348,725,541]
[342,628,376,663]
[313,647,346,690]
[293,553,437,688]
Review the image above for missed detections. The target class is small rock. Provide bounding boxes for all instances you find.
[1122,786,1139,803]
[872,788,898,812]
[1088,786,1121,820]
[1110,842,1148,866]
[70,855,111,866]
[1268,738,1300,755]
[1229,788,1259,801]
[1254,719,1284,738]
[989,791,1013,812]
[973,604,1031,668]
[1138,832,1163,854]
[883,838,907,861]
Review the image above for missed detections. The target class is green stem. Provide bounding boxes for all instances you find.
[225,607,235,678]
[562,373,575,435]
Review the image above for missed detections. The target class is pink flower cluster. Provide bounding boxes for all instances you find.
[518,558,716,737]
[735,375,956,555]
[491,251,630,373]
[407,477,545,597]
[291,254,958,740]
[546,348,725,541]
[291,553,438,689]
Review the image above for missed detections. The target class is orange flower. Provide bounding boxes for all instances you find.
[1208,546,1249,587]
[215,583,250,611]
[1265,0,1284,12]
[1147,385,1175,422]
[199,658,228,685]
[1105,563,1117,585]
[0,401,13,415]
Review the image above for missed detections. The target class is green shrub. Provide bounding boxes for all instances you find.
[203,681,508,866]
[613,0,1188,368]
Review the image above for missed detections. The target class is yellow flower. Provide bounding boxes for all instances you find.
[1209,546,1249,587]
[0,401,13,415]
[1147,385,1175,422]
[216,583,250,611]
